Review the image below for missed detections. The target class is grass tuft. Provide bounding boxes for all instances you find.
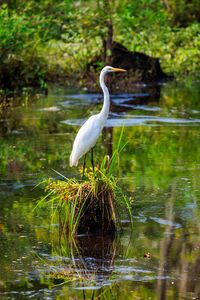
[35,129,133,238]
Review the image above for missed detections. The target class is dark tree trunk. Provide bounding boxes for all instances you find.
[102,0,113,64]
[105,20,113,64]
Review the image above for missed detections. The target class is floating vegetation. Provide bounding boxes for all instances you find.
[35,130,133,237]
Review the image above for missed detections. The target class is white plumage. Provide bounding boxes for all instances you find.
[70,66,126,167]
[70,115,102,166]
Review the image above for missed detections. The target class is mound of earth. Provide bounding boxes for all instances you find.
[109,42,168,81]
[85,42,170,92]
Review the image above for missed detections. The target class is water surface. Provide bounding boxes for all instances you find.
[0,79,200,299]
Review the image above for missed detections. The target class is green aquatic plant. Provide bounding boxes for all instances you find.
[35,129,133,237]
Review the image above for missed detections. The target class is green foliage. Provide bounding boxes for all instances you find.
[37,0,200,78]
[163,0,200,26]
[0,5,43,57]
[0,0,200,95]
[126,22,200,76]
[0,4,49,91]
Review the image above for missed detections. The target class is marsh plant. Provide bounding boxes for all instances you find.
[35,130,133,237]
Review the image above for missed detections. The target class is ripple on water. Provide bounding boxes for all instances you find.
[38,106,60,112]
[149,217,182,229]
[62,116,200,127]
[59,93,151,108]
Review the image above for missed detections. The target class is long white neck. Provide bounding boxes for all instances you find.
[99,69,110,121]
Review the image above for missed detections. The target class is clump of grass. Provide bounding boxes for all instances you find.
[35,129,133,237]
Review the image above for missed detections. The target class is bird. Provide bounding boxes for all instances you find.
[69,66,126,175]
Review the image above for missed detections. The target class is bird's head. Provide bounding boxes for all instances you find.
[99,66,126,84]
[103,66,126,73]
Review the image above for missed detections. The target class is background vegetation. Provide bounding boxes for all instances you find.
[0,0,200,93]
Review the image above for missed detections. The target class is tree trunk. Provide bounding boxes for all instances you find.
[102,0,113,64]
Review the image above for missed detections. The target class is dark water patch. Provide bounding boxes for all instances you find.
[57,92,152,110]
[114,103,161,111]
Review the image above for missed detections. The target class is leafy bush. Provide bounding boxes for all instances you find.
[0,4,48,91]
[122,22,200,76]
[0,0,200,95]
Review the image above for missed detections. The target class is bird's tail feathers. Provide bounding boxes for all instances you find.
[69,153,78,167]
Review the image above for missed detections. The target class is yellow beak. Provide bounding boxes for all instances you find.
[111,67,126,72]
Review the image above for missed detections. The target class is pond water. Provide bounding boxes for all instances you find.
[0,78,200,299]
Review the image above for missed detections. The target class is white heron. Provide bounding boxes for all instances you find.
[70,66,126,174]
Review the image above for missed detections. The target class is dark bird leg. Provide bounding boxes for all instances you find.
[91,147,94,172]
[82,154,87,180]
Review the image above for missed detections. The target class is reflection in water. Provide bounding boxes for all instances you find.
[156,180,200,300]
[35,234,117,299]
[157,183,176,300]
[1,79,200,299]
